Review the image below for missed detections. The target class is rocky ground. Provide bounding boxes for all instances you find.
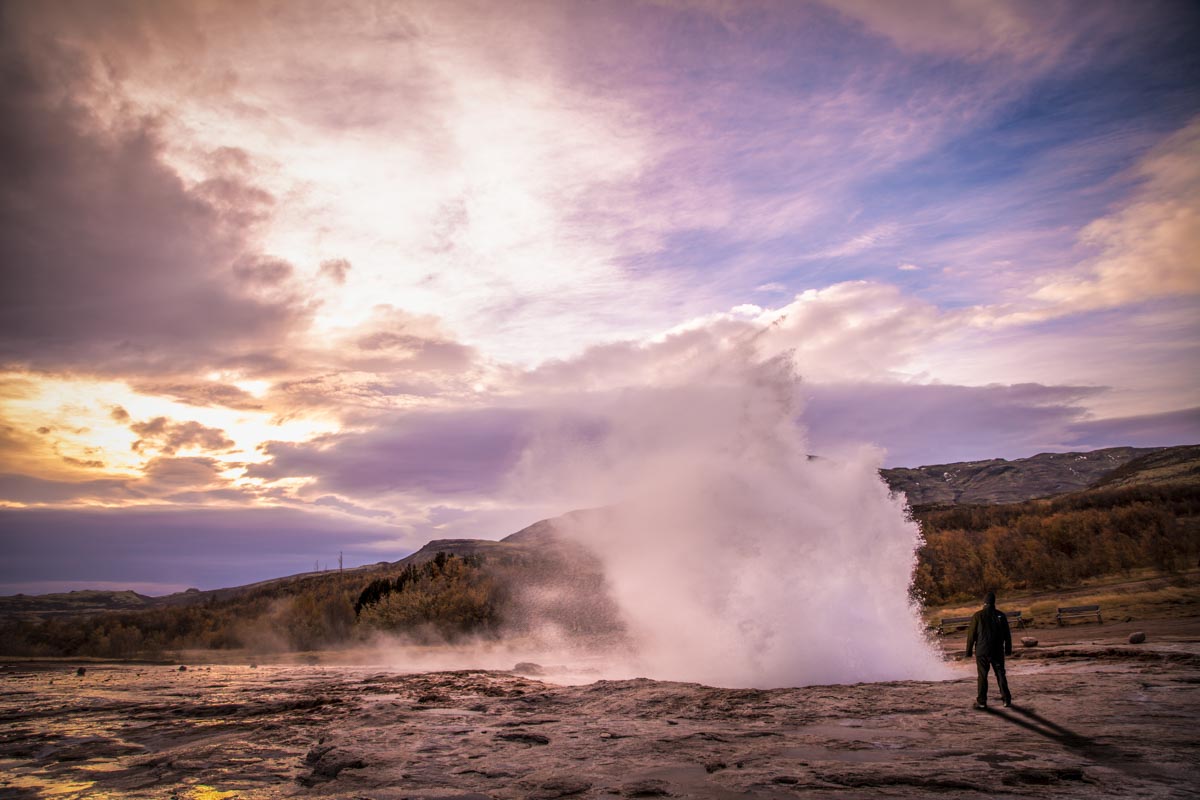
[2,621,1198,799]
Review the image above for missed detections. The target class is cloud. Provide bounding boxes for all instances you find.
[819,0,1124,64]
[1064,406,1200,450]
[801,382,1108,467]
[124,381,266,411]
[815,222,902,258]
[0,506,399,595]
[130,418,235,455]
[138,456,229,491]
[247,408,535,498]
[0,455,234,505]
[0,473,131,505]
[1031,118,1200,313]
[0,8,312,376]
[319,258,351,284]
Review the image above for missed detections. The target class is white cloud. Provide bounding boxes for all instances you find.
[1032,118,1200,311]
[822,0,1073,63]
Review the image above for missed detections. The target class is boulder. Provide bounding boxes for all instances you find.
[1128,631,1146,644]
[1021,637,1038,647]
[75,666,86,676]
[621,779,671,797]
[531,777,592,799]
[513,662,545,676]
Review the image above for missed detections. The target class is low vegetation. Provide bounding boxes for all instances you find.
[354,552,503,640]
[912,483,1200,605]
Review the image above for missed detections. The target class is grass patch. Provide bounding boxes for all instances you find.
[923,568,1200,628]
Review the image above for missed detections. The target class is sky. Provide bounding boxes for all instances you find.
[1,0,1198,595]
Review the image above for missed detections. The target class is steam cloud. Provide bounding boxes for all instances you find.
[513,341,949,689]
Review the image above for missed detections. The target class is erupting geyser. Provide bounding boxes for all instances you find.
[525,347,949,688]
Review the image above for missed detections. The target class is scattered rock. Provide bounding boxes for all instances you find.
[304,744,335,765]
[75,667,86,676]
[1129,631,1146,644]
[312,755,365,779]
[178,665,187,671]
[530,777,592,798]
[704,761,727,773]
[621,779,672,797]
[496,732,550,745]
[297,747,367,785]
[249,664,257,669]
[772,775,800,785]
[1021,637,1038,647]
[513,661,545,676]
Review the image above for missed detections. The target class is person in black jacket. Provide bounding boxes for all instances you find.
[965,591,1012,709]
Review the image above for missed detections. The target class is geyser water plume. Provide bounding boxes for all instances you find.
[521,349,949,688]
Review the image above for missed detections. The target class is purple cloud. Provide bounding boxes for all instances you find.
[0,17,311,376]
[0,506,399,595]
[248,408,536,497]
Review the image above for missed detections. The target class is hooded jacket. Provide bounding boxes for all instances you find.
[965,603,1012,659]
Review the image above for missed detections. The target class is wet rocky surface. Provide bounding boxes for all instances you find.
[2,638,1198,799]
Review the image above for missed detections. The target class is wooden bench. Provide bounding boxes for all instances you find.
[937,616,972,635]
[937,610,1026,635]
[1056,604,1102,625]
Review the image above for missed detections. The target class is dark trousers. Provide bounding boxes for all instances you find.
[976,654,1011,706]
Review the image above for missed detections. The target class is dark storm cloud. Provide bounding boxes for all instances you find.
[247,408,535,497]
[0,11,310,375]
[0,506,399,595]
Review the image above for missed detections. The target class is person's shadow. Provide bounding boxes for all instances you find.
[985,704,1159,781]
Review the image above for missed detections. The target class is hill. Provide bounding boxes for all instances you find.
[1090,444,1200,490]
[0,589,156,617]
[879,445,1192,506]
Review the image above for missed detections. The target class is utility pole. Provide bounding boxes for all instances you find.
[314,560,318,573]
[338,551,343,573]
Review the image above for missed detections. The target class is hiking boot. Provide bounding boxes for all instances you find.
[973,702,988,710]
[1003,700,1012,708]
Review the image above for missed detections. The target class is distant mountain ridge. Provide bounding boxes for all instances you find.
[3,444,1197,616]
[880,444,1199,506]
